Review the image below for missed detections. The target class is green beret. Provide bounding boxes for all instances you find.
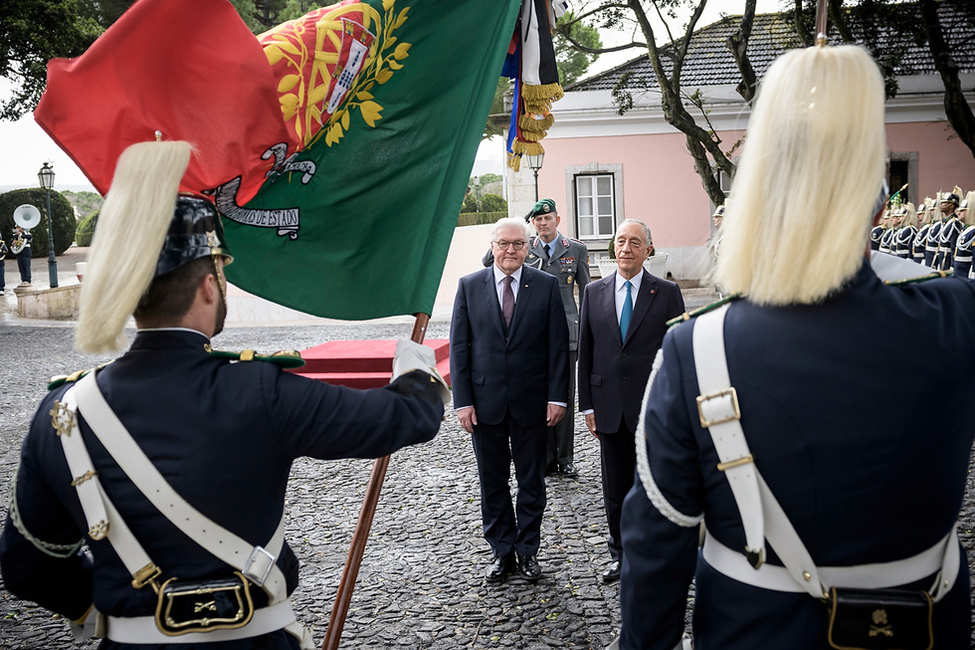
[529,198,557,218]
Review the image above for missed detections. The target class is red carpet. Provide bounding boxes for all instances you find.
[290,339,450,389]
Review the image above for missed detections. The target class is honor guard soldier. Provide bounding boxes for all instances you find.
[892,203,918,259]
[612,45,974,650]
[932,187,963,271]
[923,196,945,267]
[913,200,932,264]
[0,140,447,648]
[952,191,975,277]
[878,209,895,254]
[869,214,884,251]
[482,199,590,477]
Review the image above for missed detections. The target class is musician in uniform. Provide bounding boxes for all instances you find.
[0,140,448,648]
[483,199,590,478]
[0,236,7,295]
[614,45,974,650]
[932,188,963,271]
[12,224,33,286]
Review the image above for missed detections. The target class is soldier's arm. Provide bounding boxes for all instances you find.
[0,413,93,621]
[619,333,701,650]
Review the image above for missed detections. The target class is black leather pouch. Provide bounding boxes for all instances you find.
[155,572,254,635]
[826,587,933,650]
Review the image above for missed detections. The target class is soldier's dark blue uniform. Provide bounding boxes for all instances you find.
[618,260,975,650]
[892,224,917,258]
[933,214,962,271]
[0,329,443,649]
[953,225,975,278]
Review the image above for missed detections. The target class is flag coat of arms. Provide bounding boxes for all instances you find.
[36,0,522,319]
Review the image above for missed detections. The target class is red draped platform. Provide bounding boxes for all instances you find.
[289,339,451,389]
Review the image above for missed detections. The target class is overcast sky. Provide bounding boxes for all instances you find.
[0,1,783,192]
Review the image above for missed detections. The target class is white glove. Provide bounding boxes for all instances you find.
[391,339,450,404]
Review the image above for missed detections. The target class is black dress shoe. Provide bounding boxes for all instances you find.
[485,553,516,583]
[602,560,621,583]
[518,555,542,582]
[561,462,579,478]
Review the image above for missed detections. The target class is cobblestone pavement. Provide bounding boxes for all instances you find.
[1,293,973,649]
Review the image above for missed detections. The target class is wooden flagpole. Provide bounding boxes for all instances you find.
[816,0,829,45]
[322,313,431,650]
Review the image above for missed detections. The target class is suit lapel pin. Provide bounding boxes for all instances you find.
[651,289,656,294]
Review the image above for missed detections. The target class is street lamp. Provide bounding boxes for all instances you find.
[37,162,58,288]
[525,152,544,202]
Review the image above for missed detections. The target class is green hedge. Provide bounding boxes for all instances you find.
[457,211,507,227]
[75,210,100,247]
[0,188,76,257]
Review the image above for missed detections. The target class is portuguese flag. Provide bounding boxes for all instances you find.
[36,0,522,319]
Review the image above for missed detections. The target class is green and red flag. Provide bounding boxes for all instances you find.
[35,0,522,319]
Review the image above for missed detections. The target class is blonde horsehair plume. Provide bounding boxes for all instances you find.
[903,202,917,229]
[714,45,886,305]
[963,191,975,226]
[76,141,192,353]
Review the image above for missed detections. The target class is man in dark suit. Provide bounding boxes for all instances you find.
[451,217,570,583]
[578,219,684,582]
[481,200,590,477]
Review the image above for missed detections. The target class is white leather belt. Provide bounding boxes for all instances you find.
[106,600,310,645]
[702,527,960,595]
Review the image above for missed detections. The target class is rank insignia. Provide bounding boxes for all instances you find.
[50,401,75,437]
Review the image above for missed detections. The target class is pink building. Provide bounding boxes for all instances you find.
[504,7,975,280]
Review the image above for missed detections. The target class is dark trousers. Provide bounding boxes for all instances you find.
[547,350,576,469]
[16,250,31,283]
[471,412,547,558]
[0,259,4,291]
[599,416,637,561]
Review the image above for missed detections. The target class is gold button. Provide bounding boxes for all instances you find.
[803,572,811,581]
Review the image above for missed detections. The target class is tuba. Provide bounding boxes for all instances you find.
[11,204,41,255]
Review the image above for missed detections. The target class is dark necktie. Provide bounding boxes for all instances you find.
[545,243,552,259]
[502,275,514,327]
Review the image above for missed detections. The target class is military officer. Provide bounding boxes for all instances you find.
[483,199,590,477]
[878,209,895,254]
[0,140,447,649]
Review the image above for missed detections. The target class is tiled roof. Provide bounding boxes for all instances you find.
[568,4,974,94]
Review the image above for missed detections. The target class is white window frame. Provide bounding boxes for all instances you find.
[563,163,624,244]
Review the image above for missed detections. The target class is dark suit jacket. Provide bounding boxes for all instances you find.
[450,265,569,427]
[578,269,684,434]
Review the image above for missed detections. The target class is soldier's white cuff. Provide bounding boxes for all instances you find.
[391,339,450,404]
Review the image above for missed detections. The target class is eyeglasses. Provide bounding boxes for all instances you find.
[493,240,527,251]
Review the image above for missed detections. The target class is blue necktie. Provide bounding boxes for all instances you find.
[620,280,633,343]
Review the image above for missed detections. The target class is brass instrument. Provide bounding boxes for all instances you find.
[11,204,41,255]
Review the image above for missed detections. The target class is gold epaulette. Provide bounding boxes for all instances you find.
[884,270,952,286]
[204,344,305,369]
[666,293,743,329]
[48,362,112,391]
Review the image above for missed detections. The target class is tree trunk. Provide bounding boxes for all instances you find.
[918,0,975,161]
[728,0,758,103]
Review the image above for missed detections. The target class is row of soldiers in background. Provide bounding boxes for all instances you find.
[871,186,975,276]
